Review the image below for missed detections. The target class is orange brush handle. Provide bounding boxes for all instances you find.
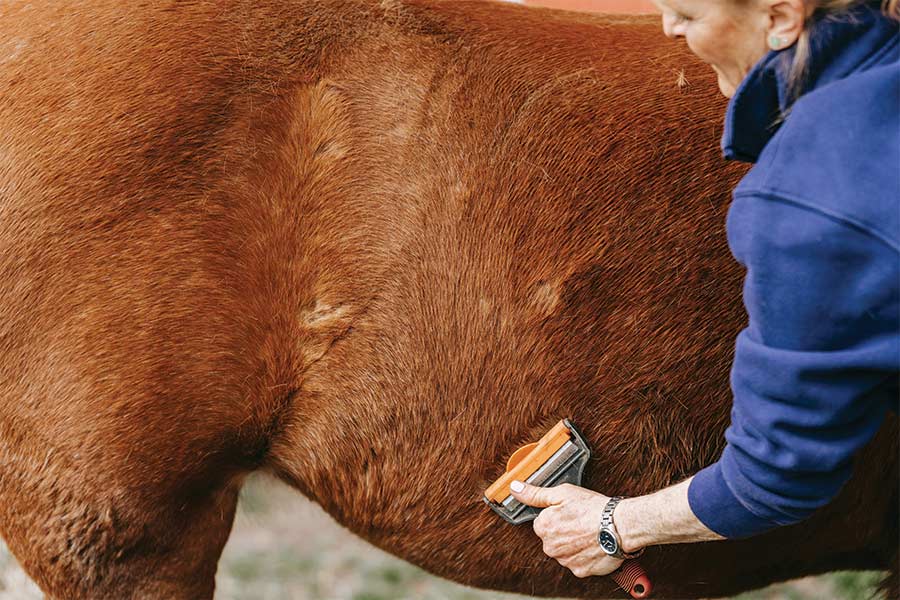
[611,560,652,599]
[484,420,572,503]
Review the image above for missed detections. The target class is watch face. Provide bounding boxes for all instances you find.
[598,529,618,554]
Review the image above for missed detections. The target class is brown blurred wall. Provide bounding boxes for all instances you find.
[523,0,659,13]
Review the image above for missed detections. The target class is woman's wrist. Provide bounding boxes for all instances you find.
[614,496,653,554]
[612,477,726,553]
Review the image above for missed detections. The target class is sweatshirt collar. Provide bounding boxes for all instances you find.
[721,1,897,163]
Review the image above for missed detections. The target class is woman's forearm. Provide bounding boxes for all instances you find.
[614,476,726,553]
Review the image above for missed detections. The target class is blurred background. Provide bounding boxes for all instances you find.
[0,1,887,599]
[520,0,657,12]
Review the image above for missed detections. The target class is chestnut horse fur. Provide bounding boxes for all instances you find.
[0,1,897,598]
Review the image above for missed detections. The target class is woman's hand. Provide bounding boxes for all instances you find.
[510,481,624,578]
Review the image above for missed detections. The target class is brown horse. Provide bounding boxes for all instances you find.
[0,1,896,598]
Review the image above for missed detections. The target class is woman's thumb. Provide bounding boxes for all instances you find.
[509,480,561,508]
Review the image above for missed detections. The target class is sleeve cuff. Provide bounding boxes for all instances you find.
[688,461,779,539]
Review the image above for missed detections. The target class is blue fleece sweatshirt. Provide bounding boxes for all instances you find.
[686,3,900,539]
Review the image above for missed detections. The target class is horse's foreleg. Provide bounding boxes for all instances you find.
[0,391,247,600]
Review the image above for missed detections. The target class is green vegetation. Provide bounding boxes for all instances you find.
[829,571,885,600]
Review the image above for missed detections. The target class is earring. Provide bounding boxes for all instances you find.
[769,35,784,50]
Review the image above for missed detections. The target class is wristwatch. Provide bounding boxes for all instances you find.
[597,496,644,560]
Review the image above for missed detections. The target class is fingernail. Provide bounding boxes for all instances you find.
[510,480,525,493]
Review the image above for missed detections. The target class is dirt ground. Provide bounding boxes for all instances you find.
[0,475,884,600]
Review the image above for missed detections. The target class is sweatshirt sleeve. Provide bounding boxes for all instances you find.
[687,192,900,539]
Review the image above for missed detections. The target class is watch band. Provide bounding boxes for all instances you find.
[598,496,645,560]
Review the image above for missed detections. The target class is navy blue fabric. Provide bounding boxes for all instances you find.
[686,3,900,539]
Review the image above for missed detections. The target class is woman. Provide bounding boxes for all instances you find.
[511,0,899,578]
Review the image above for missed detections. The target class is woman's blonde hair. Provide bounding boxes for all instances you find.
[786,0,898,102]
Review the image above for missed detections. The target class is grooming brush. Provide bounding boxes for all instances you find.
[483,419,653,599]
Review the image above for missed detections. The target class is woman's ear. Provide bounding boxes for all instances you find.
[764,0,808,50]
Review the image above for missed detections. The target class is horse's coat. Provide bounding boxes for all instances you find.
[0,1,896,598]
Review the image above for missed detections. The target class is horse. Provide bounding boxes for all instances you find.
[1,1,896,598]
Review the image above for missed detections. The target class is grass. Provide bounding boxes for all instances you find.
[829,572,886,600]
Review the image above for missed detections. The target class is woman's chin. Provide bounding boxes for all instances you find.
[716,74,738,98]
